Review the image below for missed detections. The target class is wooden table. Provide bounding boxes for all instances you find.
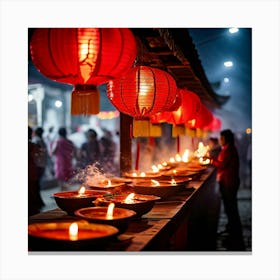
[28,166,221,252]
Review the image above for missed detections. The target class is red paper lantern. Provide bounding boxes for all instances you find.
[107,65,177,118]
[204,115,222,131]
[107,65,177,136]
[30,28,137,115]
[187,103,214,129]
[151,89,201,125]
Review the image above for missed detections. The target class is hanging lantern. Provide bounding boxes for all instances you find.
[107,65,177,136]
[151,89,201,125]
[151,88,201,137]
[30,28,137,115]
[187,103,214,130]
[204,115,222,132]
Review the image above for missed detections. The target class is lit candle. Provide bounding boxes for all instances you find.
[151,179,160,186]
[140,172,146,177]
[78,186,86,197]
[182,149,190,162]
[169,157,175,163]
[151,165,159,173]
[175,153,181,162]
[106,203,115,220]
[124,193,135,204]
[171,179,177,185]
[69,222,78,241]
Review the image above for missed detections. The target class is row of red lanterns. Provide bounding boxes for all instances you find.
[30,28,221,136]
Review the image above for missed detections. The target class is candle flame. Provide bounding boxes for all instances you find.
[151,165,159,172]
[140,172,146,177]
[132,172,137,177]
[162,161,167,166]
[107,179,112,187]
[157,164,163,170]
[151,179,160,186]
[124,193,135,204]
[69,222,78,241]
[182,149,190,162]
[173,170,177,174]
[169,157,175,163]
[175,154,181,162]
[106,203,115,219]
[78,186,86,195]
[171,179,177,185]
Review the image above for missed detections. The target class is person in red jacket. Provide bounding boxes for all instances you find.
[212,129,245,250]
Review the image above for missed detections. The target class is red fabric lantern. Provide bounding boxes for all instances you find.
[30,28,137,115]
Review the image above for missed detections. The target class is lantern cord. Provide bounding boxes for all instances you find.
[177,136,180,154]
[135,139,141,171]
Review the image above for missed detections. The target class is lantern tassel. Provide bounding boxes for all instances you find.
[71,85,100,115]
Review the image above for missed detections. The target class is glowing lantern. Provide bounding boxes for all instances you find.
[107,65,177,136]
[151,89,201,125]
[30,28,137,115]
[204,115,222,132]
[187,103,213,129]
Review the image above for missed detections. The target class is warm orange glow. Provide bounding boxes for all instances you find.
[194,142,209,158]
[246,128,252,134]
[97,111,120,120]
[78,186,86,195]
[106,203,115,219]
[107,179,112,187]
[69,222,78,241]
[169,157,175,163]
[171,179,177,185]
[182,149,190,162]
[140,172,146,177]
[124,193,135,204]
[151,165,159,172]
[78,32,98,83]
[151,179,160,186]
[162,161,167,166]
[132,172,137,177]
[175,153,182,162]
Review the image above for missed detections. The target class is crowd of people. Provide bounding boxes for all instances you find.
[28,124,250,251]
[28,125,118,215]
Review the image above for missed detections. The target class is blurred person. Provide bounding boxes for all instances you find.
[100,129,117,175]
[32,127,48,183]
[28,126,44,216]
[51,127,76,190]
[207,137,221,161]
[79,129,101,169]
[212,129,245,250]
[44,126,56,176]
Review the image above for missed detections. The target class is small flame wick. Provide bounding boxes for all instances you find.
[151,179,160,186]
[124,193,135,204]
[69,222,78,241]
[78,186,86,196]
[106,203,115,219]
